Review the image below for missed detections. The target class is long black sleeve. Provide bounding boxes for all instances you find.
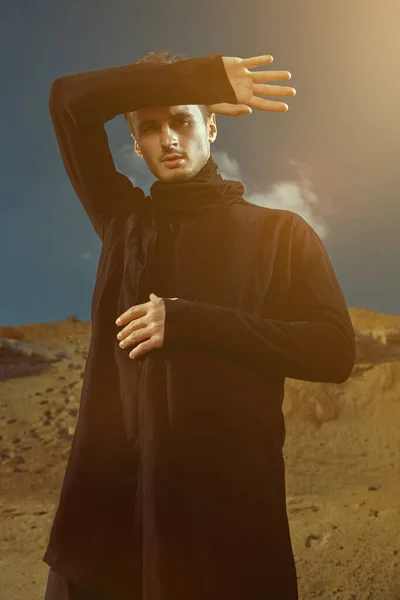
[48,53,237,240]
[162,214,356,384]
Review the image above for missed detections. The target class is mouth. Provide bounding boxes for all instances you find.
[162,155,186,168]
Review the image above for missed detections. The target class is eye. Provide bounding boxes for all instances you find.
[142,117,191,133]
[174,117,191,125]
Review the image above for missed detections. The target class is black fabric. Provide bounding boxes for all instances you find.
[44,568,111,600]
[43,53,356,600]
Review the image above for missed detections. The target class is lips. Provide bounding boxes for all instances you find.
[162,156,185,168]
[162,154,184,162]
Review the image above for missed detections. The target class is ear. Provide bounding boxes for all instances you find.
[132,135,143,158]
[208,113,217,144]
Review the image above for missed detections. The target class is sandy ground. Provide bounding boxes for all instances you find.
[0,307,399,600]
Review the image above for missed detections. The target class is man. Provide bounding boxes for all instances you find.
[43,51,355,600]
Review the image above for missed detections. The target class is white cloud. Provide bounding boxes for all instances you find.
[213,150,328,239]
[211,151,243,181]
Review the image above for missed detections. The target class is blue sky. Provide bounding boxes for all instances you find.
[1,0,399,326]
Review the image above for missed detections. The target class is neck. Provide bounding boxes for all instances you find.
[148,153,246,216]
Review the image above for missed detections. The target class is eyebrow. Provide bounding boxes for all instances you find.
[139,111,193,129]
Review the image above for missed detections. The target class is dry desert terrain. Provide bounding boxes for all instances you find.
[0,306,399,600]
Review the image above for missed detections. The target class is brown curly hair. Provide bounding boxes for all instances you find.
[123,50,213,137]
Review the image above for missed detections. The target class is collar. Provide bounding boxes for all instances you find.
[148,154,245,215]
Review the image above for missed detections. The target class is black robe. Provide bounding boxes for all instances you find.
[43,53,356,600]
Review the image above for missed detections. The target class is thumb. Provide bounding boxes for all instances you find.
[149,293,159,300]
[238,104,252,114]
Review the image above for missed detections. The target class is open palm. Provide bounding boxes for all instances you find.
[209,55,296,117]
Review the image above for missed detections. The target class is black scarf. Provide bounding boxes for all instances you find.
[148,154,246,215]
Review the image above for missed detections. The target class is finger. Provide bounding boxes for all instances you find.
[210,103,252,116]
[225,104,252,116]
[129,339,155,359]
[116,302,149,325]
[118,320,147,344]
[248,95,289,112]
[120,331,146,350]
[236,104,252,114]
[253,83,296,97]
[242,55,273,68]
[208,102,235,112]
[251,70,292,82]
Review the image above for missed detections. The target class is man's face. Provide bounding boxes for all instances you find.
[131,105,217,182]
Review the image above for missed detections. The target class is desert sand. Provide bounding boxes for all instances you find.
[0,307,399,600]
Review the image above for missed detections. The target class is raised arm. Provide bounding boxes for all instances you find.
[48,53,237,240]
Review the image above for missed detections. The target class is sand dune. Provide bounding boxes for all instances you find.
[0,307,399,600]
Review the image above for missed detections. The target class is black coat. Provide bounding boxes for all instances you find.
[43,53,356,600]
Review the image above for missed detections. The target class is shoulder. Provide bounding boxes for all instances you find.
[240,201,304,233]
[255,206,324,246]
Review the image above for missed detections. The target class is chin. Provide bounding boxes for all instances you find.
[160,164,194,181]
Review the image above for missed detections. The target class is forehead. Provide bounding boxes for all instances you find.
[133,105,201,126]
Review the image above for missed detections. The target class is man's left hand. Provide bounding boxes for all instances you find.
[116,293,178,359]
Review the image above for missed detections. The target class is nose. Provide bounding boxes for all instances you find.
[160,124,178,149]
